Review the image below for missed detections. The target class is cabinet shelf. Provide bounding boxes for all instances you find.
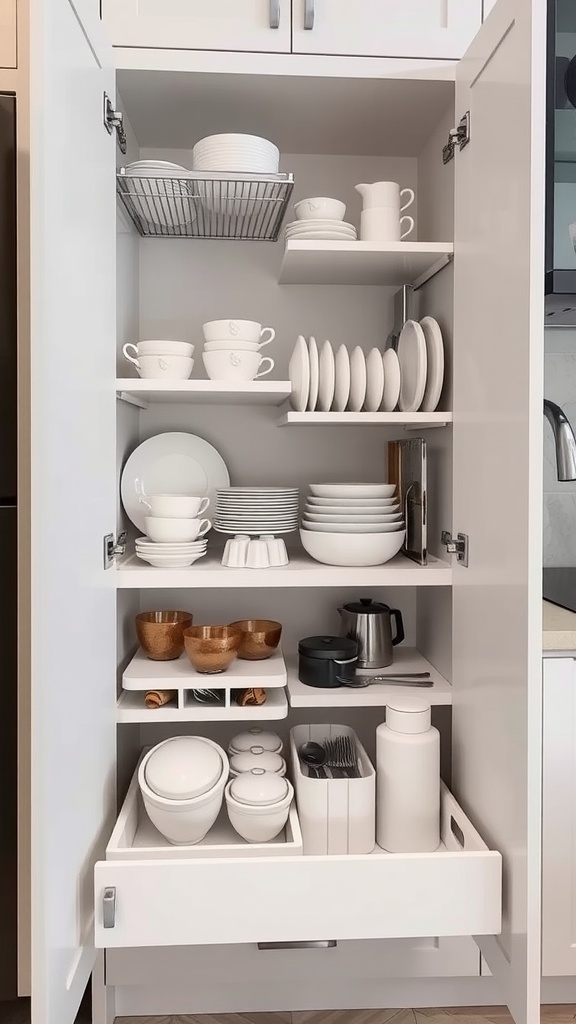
[117,687,288,723]
[278,411,452,428]
[279,241,454,286]
[116,379,292,408]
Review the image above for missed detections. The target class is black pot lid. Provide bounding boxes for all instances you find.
[298,635,358,659]
[342,598,390,614]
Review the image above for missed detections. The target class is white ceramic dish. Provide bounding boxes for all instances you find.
[144,516,211,543]
[318,340,335,412]
[202,320,275,346]
[286,230,357,241]
[202,351,274,382]
[139,495,210,518]
[286,219,355,232]
[304,511,403,523]
[138,740,229,846]
[382,348,401,412]
[300,528,406,566]
[307,337,319,412]
[135,552,208,567]
[225,775,294,843]
[135,539,208,550]
[294,198,346,221]
[302,520,404,534]
[289,335,310,412]
[307,495,398,507]
[309,483,396,498]
[333,344,351,412]
[121,432,230,534]
[364,348,385,412]
[304,503,399,514]
[143,736,225,800]
[125,340,194,358]
[348,347,367,412]
[135,356,194,380]
[419,315,444,412]
[203,340,261,353]
[398,319,428,413]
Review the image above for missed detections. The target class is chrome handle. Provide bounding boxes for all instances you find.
[269,0,280,28]
[304,0,315,29]
[103,887,116,929]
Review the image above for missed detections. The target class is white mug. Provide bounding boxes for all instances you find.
[202,350,275,382]
[123,340,194,360]
[133,355,194,380]
[145,516,212,543]
[360,209,415,242]
[203,319,275,347]
[356,181,415,213]
[139,494,210,518]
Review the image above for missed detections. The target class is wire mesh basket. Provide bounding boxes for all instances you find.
[116,169,294,240]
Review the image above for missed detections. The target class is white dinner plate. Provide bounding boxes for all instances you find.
[419,316,444,412]
[398,319,427,413]
[285,219,356,231]
[349,347,367,412]
[121,432,230,534]
[309,483,396,498]
[307,337,319,411]
[214,525,297,536]
[286,231,358,241]
[217,487,299,495]
[318,340,336,412]
[289,335,310,412]
[333,345,351,412]
[382,349,401,412]
[365,348,385,412]
[307,495,398,507]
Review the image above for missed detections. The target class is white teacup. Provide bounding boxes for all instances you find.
[360,209,414,242]
[123,340,194,360]
[356,181,415,212]
[204,340,261,352]
[133,355,194,380]
[203,320,275,347]
[145,516,212,543]
[139,494,210,518]
[202,350,275,382]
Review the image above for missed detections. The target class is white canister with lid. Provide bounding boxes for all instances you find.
[228,728,283,757]
[229,746,287,777]
[376,699,440,853]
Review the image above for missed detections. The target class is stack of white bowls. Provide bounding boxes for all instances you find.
[124,160,195,231]
[300,483,406,566]
[285,197,357,242]
[138,736,229,845]
[122,340,195,380]
[135,493,211,567]
[202,319,276,382]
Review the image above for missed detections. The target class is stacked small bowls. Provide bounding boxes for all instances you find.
[136,493,211,567]
[285,196,357,242]
[300,483,406,566]
[122,339,195,380]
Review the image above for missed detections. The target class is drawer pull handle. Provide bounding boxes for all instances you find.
[304,0,315,29]
[258,940,337,951]
[103,886,116,929]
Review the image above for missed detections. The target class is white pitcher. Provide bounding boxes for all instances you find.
[355,181,415,213]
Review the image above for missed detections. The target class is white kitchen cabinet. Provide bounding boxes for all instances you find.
[26,0,546,1022]
[0,0,17,67]
[291,0,481,59]
[101,0,292,53]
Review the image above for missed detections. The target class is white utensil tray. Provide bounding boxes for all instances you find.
[290,724,375,855]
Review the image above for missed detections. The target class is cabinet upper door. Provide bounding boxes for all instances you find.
[451,1,545,1023]
[102,0,291,53]
[0,0,17,67]
[292,0,481,59]
[29,0,117,1022]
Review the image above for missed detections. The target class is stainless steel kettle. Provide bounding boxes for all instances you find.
[337,598,405,669]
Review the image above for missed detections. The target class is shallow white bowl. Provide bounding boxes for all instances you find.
[225,779,293,843]
[135,553,207,567]
[302,520,404,534]
[300,527,405,565]
[294,198,346,221]
[309,483,396,499]
[304,510,403,523]
[307,496,398,508]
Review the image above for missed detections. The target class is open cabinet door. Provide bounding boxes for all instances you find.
[452,1,545,1022]
[29,2,117,1022]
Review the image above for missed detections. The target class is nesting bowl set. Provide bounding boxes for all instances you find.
[136,610,282,672]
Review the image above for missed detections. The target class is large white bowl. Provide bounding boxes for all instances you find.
[138,740,229,845]
[300,527,405,565]
[307,496,398,507]
[294,197,346,221]
[309,483,397,499]
[302,520,404,534]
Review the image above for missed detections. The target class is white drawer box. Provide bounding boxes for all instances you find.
[94,763,502,949]
[0,0,16,67]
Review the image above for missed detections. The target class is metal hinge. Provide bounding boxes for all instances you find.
[103,93,127,154]
[442,111,470,164]
[103,531,127,569]
[441,530,469,567]
[103,887,116,929]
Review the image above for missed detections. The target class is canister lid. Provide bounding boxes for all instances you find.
[342,598,390,614]
[229,768,289,806]
[386,698,431,734]
[144,736,224,799]
[298,635,359,660]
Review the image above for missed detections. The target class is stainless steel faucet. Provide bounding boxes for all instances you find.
[544,399,576,481]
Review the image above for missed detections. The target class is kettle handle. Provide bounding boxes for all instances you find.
[390,608,405,646]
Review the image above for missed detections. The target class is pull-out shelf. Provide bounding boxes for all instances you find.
[95,762,501,949]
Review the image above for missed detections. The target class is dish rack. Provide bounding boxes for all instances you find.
[116,169,294,240]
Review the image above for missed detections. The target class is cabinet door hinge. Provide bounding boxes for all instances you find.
[102,887,116,929]
[441,530,469,567]
[103,93,127,154]
[103,531,127,569]
[442,111,470,164]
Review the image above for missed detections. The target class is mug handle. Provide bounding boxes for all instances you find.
[123,343,140,368]
[400,188,415,213]
[258,327,276,348]
[198,496,210,516]
[255,356,274,379]
[400,216,415,240]
[197,518,212,537]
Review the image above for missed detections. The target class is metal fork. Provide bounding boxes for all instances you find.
[324,735,361,779]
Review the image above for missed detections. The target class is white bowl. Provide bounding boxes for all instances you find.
[300,527,406,566]
[136,340,194,357]
[309,483,397,499]
[144,516,211,543]
[294,198,346,221]
[138,739,229,845]
[140,494,210,518]
[228,728,283,756]
[225,777,293,843]
[302,519,405,534]
[143,736,225,800]
[307,496,398,507]
[204,340,261,352]
[137,356,194,380]
[304,510,403,523]
[135,553,207,567]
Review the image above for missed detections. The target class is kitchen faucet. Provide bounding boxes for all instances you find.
[544,399,576,481]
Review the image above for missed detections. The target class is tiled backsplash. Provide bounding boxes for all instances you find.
[544,328,576,566]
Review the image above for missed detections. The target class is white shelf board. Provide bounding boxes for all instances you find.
[117,686,288,723]
[115,551,452,588]
[123,646,287,690]
[278,411,452,428]
[279,241,454,286]
[116,379,291,408]
[287,647,452,708]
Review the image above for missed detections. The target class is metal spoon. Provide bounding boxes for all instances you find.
[298,740,329,779]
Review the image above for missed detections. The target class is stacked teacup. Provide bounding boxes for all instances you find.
[136,494,211,568]
[123,340,195,380]
[202,320,276,382]
[356,181,415,242]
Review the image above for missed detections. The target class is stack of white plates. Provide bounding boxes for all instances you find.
[124,160,195,230]
[300,483,406,566]
[285,220,357,242]
[135,537,208,568]
[192,134,280,173]
[214,487,300,536]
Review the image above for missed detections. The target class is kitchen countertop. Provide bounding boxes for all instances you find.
[543,599,576,652]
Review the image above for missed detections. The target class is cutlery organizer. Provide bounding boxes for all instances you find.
[290,724,375,855]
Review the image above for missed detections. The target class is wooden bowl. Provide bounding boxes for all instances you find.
[228,619,282,661]
[184,625,242,674]
[136,610,193,661]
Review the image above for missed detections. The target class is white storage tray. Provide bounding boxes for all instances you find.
[290,724,375,855]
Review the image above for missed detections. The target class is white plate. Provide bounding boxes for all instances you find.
[286,231,358,241]
[289,335,310,412]
[285,220,356,231]
[214,526,297,536]
[348,347,367,412]
[419,316,444,412]
[398,320,427,413]
[121,432,230,534]
[309,483,396,498]
[307,495,398,508]
[318,340,335,412]
[307,337,319,411]
[136,553,208,567]
[217,487,298,495]
[382,349,401,412]
[333,345,351,413]
[364,348,385,412]
[302,520,405,534]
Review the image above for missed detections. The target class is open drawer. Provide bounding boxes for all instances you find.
[94,761,502,949]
